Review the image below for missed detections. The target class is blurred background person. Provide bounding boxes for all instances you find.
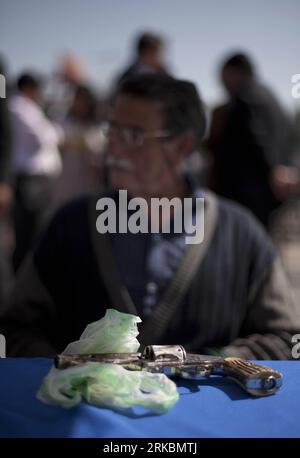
[0,57,13,305]
[269,106,300,304]
[205,52,299,228]
[51,84,106,210]
[292,109,300,170]
[9,72,63,272]
[116,31,170,86]
[44,52,89,122]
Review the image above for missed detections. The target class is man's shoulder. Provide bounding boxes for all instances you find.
[53,189,115,220]
[216,193,255,220]
[33,192,113,263]
[208,193,276,273]
[212,192,274,247]
[51,195,91,225]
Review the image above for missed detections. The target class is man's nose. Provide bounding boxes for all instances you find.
[109,136,131,157]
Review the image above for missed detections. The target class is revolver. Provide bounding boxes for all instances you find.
[55,344,283,397]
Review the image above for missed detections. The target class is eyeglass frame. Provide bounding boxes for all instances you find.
[100,120,172,147]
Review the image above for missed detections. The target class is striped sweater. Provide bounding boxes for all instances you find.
[0,190,299,359]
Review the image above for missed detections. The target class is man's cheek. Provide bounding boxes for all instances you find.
[110,170,129,189]
[137,158,159,180]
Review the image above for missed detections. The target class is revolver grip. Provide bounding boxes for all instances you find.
[219,358,283,396]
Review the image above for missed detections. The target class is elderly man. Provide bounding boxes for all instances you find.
[0,74,299,359]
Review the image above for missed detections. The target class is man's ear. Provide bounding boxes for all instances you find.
[171,131,194,164]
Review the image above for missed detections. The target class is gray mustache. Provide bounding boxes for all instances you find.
[106,157,135,172]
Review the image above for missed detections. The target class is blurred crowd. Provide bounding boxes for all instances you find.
[1,31,300,307]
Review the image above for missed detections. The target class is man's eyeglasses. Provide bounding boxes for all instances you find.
[101,121,171,147]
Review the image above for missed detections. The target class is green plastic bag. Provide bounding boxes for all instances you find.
[37,362,179,414]
[37,309,179,414]
[63,308,142,354]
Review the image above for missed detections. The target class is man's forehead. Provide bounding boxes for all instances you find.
[112,95,163,128]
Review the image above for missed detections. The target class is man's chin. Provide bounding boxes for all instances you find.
[109,172,163,198]
[110,174,141,196]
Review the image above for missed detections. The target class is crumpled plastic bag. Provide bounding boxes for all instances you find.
[37,309,179,414]
[63,308,141,355]
[37,362,179,414]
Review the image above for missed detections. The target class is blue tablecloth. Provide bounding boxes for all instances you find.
[0,358,299,438]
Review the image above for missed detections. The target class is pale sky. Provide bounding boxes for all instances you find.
[1,0,300,112]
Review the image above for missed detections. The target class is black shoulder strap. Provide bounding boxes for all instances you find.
[88,190,218,343]
[138,190,218,345]
[88,196,137,315]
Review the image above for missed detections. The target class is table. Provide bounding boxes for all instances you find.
[0,358,299,438]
